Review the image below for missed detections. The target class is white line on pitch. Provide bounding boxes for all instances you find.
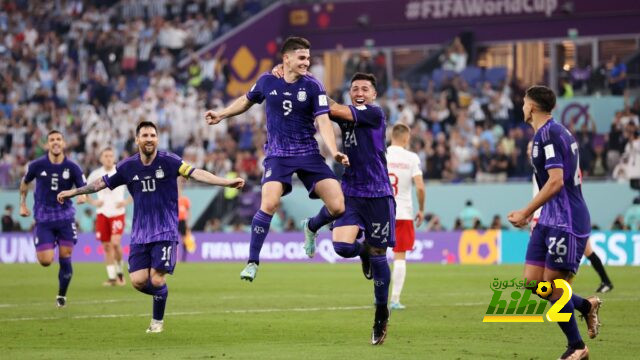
[0,299,133,308]
[0,305,371,322]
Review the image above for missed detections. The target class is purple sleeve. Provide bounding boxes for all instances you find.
[246,73,268,104]
[103,170,126,190]
[350,105,383,128]
[23,161,37,183]
[310,80,330,118]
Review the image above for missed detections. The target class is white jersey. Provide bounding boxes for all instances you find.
[87,166,126,217]
[387,145,423,220]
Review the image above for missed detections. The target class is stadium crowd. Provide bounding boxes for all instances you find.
[1,0,639,231]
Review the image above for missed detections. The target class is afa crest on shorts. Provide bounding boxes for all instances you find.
[297,90,307,102]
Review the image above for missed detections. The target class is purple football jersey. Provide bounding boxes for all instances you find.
[103,151,194,244]
[23,155,86,223]
[335,104,393,198]
[531,119,591,237]
[246,73,329,157]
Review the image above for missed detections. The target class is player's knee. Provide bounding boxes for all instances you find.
[261,199,280,214]
[38,258,53,267]
[332,242,356,258]
[150,276,165,288]
[368,245,387,256]
[327,199,345,217]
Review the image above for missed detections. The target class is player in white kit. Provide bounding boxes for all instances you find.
[87,148,131,286]
[386,124,425,310]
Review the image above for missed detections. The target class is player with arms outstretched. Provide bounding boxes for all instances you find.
[87,147,131,286]
[204,37,349,282]
[508,86,601,360]
[386,123,425,310]
[19,130,87,308]
[58,121,244,333]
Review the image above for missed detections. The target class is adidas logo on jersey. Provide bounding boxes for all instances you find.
[40,171,47,176]
[269,90,278,96]
[133,175,139,180]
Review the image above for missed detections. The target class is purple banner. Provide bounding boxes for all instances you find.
[286,0,640,49]
[0,231,500,264]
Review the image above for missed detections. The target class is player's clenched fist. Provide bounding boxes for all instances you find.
[57,190,74,204]
[19,204,31,217]
[334,152,350,167]
[204,110,223,125]
[226,177,245,189]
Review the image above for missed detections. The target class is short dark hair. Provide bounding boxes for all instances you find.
[350,72,377,89]
[525,85,556,113]
[280,36,311,54]
[47,130,63,138]
[136,121,157,136]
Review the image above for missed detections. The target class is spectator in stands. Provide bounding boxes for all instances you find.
[2,204,18,232]
[608,55,627,95]
[613,122,640,180]
[611,215,628,230]
[489,215,508,230]
[624,196,640,231]
[459,200,482,229]
[440,37,467,73]
[424,213,445,231]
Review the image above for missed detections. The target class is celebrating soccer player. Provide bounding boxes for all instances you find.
[87,147,131,286]
[386,123,425,310]
[204,37,349,282]
[321,72,395,345]
[508,86,601,360]
[57,121,244,333]
[19,130,87,308]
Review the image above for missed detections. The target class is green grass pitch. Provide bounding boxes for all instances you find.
[1,263,638,359]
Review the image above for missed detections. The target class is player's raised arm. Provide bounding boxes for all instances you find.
[57,177,107,204]
[189,168,245,189]
[316,113,350,166]
[205,95,254,125]
[327,97,355,122]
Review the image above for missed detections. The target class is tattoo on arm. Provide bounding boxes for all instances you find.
[72,178,107,196]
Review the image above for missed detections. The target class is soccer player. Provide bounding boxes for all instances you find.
[528,142,614,293]
[320,72,395,345]
[58,121,244,333]
[508,86,601,360]
[19,130,86,308]
[386,123,425,310]
[87,147,131,286]
[204,37,349,282]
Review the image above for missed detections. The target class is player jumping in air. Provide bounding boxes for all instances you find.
[58,121,244,333]
[87,147,131,286]
[508,86,601,360]
[204,37,349,282]
[386,123,425,310]
[19,130,87,308]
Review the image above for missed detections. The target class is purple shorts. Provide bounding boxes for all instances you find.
[262,155,337,199]
[526,224,587,274]
[34,220,77,251]
[129,241,178,274]
[331,196,396,249]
